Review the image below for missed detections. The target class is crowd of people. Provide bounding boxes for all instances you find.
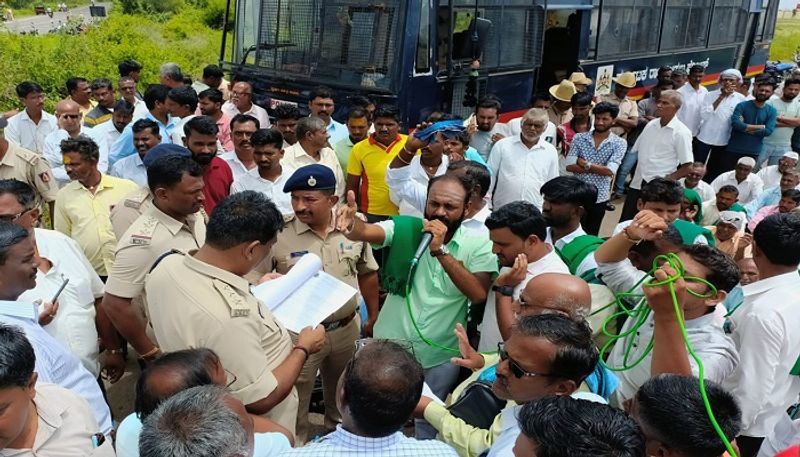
[0,58,799,457]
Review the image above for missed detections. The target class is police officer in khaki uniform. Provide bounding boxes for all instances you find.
[0,116,58,215]
[145,191,326,435]
[102,153,207,364]
[267,164,380,444]
[110,144,199,239]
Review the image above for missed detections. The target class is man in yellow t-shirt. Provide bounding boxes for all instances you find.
[346,106,406,222]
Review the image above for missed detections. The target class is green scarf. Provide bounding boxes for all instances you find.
[381,215,424,296]
[682,188,704,224]
[673,219,716,247]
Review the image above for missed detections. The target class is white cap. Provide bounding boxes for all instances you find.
[718,211,746,231]
[737,156,756,168]
[783,151,799,161]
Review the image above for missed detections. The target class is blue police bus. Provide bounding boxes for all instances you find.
[219,0,780,126]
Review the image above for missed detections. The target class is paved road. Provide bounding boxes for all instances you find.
[1,3,111,34]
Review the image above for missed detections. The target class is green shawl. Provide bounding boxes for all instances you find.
[381,215,424,296]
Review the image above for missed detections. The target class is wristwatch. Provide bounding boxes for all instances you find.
[492,285,515,296]
[583,161,592,171]
[431,245,450,257]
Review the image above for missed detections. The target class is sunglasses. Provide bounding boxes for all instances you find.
[497,342,560,379]
[61,114,81,120]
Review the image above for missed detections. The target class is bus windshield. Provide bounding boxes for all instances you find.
[235,0,404,91]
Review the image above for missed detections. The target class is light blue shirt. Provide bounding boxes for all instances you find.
[744,186,784,218]
[116,413,292,457]
[327,119,349,148]
[0,307,113,435]
[283,425,458,457]
[109,112,178,165]
[110,153,148,187]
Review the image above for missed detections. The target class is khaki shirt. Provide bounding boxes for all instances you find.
[110,186,153,240]
[599,93,639,138]
[548,105,573,126]
[105,205,206,303]
[145,251,298,433]
[267,214,378,323]
[0,383,115,457]
[0,141,58,202]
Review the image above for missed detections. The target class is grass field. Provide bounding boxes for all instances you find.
[770,17,800,62]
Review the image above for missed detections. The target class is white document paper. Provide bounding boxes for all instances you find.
[422,382,445,406]
[0,301,38,320]
[252,253,357,333]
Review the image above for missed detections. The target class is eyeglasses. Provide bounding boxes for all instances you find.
[224,368,237,388]
[0,208,33,223]
[231,91,251,98]
[60,114,81,120]
[497,342,559,379]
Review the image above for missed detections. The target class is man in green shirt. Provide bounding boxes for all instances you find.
[336,173,498,439]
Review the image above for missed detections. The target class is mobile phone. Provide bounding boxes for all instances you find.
[51,278,69,303]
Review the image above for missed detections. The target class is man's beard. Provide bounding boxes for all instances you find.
[194,153,214,166]
[425,213,465,239]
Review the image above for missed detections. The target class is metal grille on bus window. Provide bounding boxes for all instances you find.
[450,78,488,119]
[255,0,401,90]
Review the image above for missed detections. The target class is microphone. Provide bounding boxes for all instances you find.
[411,232,433,266]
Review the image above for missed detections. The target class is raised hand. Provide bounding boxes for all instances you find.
[335,190,358,233]
[450,323,485,370]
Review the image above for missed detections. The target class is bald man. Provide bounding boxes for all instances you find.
[413,273,607,455]
[44,100,109,186]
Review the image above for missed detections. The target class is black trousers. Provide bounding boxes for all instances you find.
[620,187,642,223]
[582,201,608,236]
[706,150,758,183]
[736,435,765,457]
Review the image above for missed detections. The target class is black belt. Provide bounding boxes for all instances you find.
[322,311,357,332]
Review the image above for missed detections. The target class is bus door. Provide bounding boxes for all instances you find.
[536,0,593,93]
[433,1,494,119]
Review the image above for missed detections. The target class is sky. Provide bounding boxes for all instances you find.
[780,0,798,9]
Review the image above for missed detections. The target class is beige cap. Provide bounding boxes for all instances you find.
[612,72,637,88]
[549,80,577,102]
[568,72,593,85]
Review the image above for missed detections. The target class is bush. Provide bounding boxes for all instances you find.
[0,9,221,112]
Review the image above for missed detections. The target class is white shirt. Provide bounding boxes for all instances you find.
[487,392,607,457]
[488,135,559,210]
[0,308,113,435]
[545,225,598,277]
[230,167,294,217]
[280,143,345,198]
[678,177,716,202]
[18,229,104,377]
[387,155,448,218]
[630,117,693,190]
[89,120,123,158]
[461,203,492,237]
[725,271,800,437]
[221,101,271,129]
[756,164,783,190]
[131,98,149,121]
[169,114,196,145]
[596,260,738,405]
[677,83,709,136]
[710,170,764,204]
[477,248,569,352]
[697,90,746,146]
[110,153,147,187]
[220,151,256,180]
[506,118,558,147]
[43,127,109,186]
[4,109,58,154]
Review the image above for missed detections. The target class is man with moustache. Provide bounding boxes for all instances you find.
[110,119,162,187]
[566,102,628,235]
[264,164,380,443]
[231,128,294,218]
[477,201,568,353]
[488,108,559,210]
[222,79,271,129]
[760,78,800,169]
[468,97,511,161]
[183,115,233,213]
[198,88,234,151]
[89,99,134,159]
[43,99,110,187]
[336,174,498,439]
[110,84,178,165]
[220,114,260,179]
[308,86,347,146]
